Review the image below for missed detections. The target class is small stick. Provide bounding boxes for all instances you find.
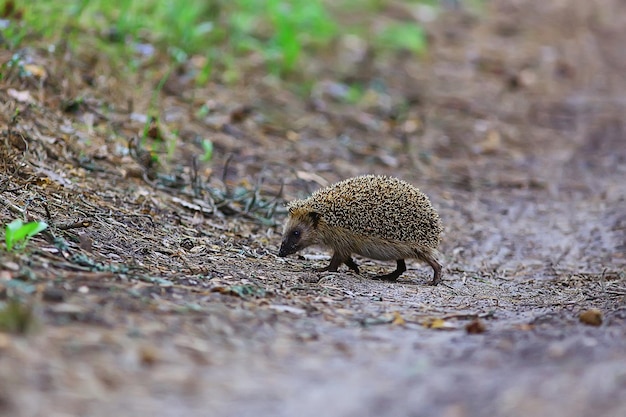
[57,220,93,230]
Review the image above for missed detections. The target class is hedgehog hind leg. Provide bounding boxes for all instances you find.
[373,259,406,281]
[426,258,442,286]
[416,251,442,286]
[316,252,360,274]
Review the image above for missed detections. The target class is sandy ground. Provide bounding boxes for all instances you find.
[0,1,625,416]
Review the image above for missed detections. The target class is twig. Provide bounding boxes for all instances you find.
[221,153,234,198]
[0,199,25,216]
[57,220,93,230]
[442,311,495,321]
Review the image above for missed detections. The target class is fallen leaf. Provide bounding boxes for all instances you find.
[476,129,501,154]
[465,319,486,334]
[139,345,160,366]
[229,105,253,123]
[23,64,47,79]
[424,318,457,330]
[391,311,406,326]
[146,119,161,139]
[579,309,603,326]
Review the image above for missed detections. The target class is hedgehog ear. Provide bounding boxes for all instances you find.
[308,211,321,228]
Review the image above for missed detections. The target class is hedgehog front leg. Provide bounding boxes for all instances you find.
[373,259,406,281]
[315,252,342,272]
[343,257,360,273]
[316,252,359,274]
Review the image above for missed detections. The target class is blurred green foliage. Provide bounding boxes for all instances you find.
[2,0,437,80]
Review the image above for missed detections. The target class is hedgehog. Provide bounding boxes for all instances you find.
[278,175,443,285]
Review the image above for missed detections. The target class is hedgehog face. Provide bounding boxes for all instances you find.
[278,209,321,257]
[278,225,306,256]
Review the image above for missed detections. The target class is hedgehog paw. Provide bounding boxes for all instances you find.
[372,260,405,282]
[372,272,400,282]
[315,265,337,273]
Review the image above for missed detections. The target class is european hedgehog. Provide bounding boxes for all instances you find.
[278,175,443,285]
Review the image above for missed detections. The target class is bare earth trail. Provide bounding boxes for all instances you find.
[1,1,625,416]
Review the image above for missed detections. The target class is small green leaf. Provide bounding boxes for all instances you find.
[196,104,210,118]
[5,220,48,251]
[201,139,214,162]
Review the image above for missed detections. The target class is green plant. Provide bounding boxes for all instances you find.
[345,83,366,104]
[10,0,430,85]
[142,68,172,142]
[15,0,340,77]
[195,54,213,86]
[5,219,48,251]
[201,139,214,162]
[264,0,337,74]
[376,23,427,54]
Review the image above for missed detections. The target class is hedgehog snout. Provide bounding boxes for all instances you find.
[279,226,305,257]
[278,238,297,257]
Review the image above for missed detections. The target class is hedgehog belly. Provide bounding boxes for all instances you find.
[350,234,419,261]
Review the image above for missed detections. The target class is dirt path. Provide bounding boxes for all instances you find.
[1,1,625,416]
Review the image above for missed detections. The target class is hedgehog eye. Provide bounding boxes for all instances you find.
[291,230,300,238]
